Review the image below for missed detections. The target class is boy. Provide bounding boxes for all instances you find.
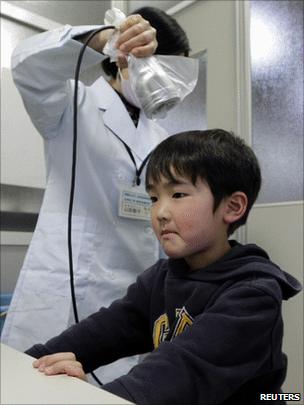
[26,129,301,404]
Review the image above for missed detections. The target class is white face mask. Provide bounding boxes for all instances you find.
[119,69,142,108]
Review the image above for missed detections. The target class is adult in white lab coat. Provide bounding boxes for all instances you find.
[1,7,191,383]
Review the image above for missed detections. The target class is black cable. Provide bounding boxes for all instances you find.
[68,25,115,386]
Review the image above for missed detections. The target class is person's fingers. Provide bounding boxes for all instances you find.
[43,359,86,380]
[33,352,76,371]
[130,41,158,58]
[118,28,157,55]
[119,14,147,34]
[64,364,87,380]
[115,14,157,57]
[118,19,150,45]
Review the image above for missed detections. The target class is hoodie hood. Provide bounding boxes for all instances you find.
[168,240,302,301]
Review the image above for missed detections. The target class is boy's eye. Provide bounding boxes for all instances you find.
[172,192,187,199]
[150,196,158,203]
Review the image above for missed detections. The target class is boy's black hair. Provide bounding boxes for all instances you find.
[145,129,262,236]
[102,6,190,78]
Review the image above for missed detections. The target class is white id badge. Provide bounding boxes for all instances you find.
[119,188,151,220]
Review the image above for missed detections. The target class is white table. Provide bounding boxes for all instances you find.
[1,343,133,404]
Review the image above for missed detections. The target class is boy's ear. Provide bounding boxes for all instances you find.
[223,192,248,225]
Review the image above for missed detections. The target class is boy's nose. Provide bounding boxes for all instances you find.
[156,203,171,223]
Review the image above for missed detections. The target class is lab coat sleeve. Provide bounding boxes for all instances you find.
[102,284,285,405]
[11,25,107,139]
[25,268,155,371]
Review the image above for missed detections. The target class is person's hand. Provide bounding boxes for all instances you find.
[115,14,158,68]
[33,352,87,381]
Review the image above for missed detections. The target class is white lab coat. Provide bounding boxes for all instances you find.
[1,25,168,383]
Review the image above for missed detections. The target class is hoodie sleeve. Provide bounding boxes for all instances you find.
[102,281,284,405]
[25,269,155,372]
[11,25,105,139]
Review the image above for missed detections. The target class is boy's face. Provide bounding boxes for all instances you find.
[147,173,231,270]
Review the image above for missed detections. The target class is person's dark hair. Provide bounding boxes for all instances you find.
[102,6,190,78]
[145,129,262,236]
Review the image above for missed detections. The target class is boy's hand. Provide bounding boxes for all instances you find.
[33,352,87,381]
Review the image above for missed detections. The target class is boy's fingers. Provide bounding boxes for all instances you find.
[44,360,86,380]
[33,352,76,369]
[65,364,86,380]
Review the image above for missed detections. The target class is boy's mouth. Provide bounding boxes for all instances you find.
[160,229,177,236]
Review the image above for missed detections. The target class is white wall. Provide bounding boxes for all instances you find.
[6,0,111,25]
[248,202,304,397]
[174,0,238,132]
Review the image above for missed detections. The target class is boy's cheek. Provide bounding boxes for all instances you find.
[150,219,160,239]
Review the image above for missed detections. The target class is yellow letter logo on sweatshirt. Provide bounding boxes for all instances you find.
[153,313,170,348]
[153,307,194,348]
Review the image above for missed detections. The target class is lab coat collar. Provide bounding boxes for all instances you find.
[92,77,165,162]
